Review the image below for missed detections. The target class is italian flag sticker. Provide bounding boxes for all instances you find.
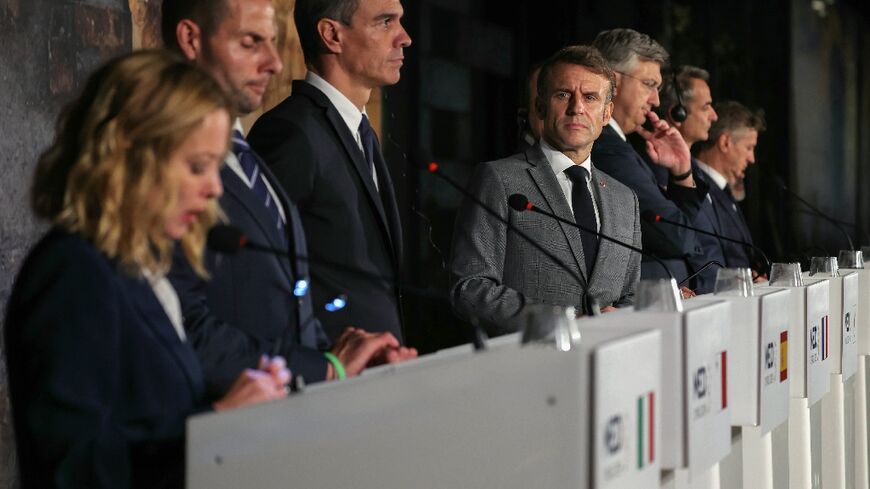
[637,391,655,469]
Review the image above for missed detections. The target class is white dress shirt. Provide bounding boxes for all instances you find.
[540,139,601,232]
[305,71,379,191]
[143,270,186,342]
[607,118,628,142]
[696,160,737,210]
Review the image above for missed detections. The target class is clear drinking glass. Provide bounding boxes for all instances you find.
[520,306,581,352]
[768,262,804,286]
[634,278,683,312]
[838,250,865,269]
[714,267,754,296]
[808,256,839,277]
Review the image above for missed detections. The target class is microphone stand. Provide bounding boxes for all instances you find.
[425,162,596,315]
[645,212,772,275]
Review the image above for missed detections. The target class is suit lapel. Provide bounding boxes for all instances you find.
[712,185,750,242]
[294,82,395,259]
[125,275,203,396]
[259,163,331,349]
[373,147,402,266]
[221,166,294,280]
[525,146,588,283]
[588,167,616,285]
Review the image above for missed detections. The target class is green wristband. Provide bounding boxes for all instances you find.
[323,352,347,380]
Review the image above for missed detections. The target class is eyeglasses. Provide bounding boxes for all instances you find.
[616,71,662,93]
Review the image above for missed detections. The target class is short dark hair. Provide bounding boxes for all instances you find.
[160,0,229,52]
[537,45,616,105]
[695,100,767,152]
[656,65,710,119]
[294,0,360,65]
[592,28,669,73]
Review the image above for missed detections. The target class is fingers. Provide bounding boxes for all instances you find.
[213,369,288,412]
[645,140,659,161]
[257,355,291,390]
[635,124,652,140]
[680,287,697,299]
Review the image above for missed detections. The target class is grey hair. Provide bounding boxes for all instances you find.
[591,28,669,73]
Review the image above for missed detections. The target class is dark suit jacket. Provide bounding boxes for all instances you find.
[169,163,330,397]
[248,80,404,342]
[591,125,708,284]
[450,146,642,336]
[695,167,754,268]
[5,229,207,489]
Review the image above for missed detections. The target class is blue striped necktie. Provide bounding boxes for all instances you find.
[232,130,285,237]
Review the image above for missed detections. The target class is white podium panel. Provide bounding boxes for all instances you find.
[759,280,831,404]
[849,268,870,355]
[802,271,859,380]
[690,288,790,433]
[187,329,662,489]
[580,303,731,477]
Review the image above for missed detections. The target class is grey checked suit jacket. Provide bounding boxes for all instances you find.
[450,145,642,336]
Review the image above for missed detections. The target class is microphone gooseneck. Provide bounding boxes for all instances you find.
[772,175,855,251]
[678,260,724,287]
[426,163,598,315]
[508,193,674,281]
[641,210,772,275]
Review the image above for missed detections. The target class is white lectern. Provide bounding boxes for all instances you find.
[187,328,662,489]
[758,279,831,489]
[579,301,731,485]
[846,266,870,489]
[803,271,859,489]
[691,287,791,489]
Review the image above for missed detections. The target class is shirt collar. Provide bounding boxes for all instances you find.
[540,138,593,178]
[305,71,366,135]
[233,118,245,136]
[696,159,728,190]
[607,118,627,141]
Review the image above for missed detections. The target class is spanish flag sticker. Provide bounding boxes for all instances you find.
[779,331,788,382]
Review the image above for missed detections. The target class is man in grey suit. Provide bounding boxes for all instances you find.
[450,45,642,336]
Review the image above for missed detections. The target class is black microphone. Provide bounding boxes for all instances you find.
[207,224,448,302]
[771,175,854,251]
[677,260,724,287]
[426,162,599,315]
[208,224,487,350]
[640,210,772,275]
[507,193,675,281]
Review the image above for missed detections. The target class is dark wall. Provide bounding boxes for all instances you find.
[0,0,131,484]
[389,0,870,354]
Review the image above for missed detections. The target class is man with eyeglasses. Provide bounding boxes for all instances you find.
[591,29,710,289]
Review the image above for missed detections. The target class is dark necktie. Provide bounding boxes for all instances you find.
[232,130,285,241]
[358,114,378,184]
[564,165,599,276]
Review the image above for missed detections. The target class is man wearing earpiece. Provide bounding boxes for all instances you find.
[654,65,723,292]
[590,29,712,292]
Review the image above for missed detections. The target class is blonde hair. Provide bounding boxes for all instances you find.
[32,49,232,277]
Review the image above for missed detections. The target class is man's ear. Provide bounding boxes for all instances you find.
[317,18,344,54]
[176,19,203,61]
[717,133,731,152]
[602,100,614,125]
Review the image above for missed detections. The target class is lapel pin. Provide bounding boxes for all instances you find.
[599,180,606,188]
